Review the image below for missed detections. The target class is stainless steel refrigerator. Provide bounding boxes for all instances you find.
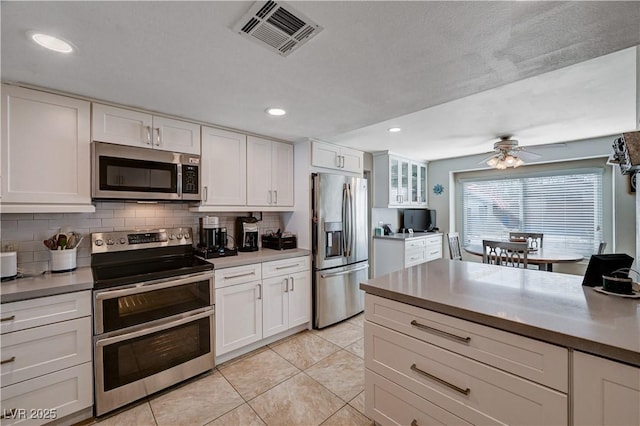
[312,173,369,328]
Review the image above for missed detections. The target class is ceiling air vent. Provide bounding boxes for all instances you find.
[233,0,324,57]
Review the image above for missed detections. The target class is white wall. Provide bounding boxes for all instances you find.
[427,135,636,274]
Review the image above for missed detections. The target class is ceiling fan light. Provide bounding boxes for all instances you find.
[514,157,525,167]
[486,157,499,167]
[504,155,516,166]
[496,160,508,170]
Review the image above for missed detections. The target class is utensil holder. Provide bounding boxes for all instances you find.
[50,248,77,273]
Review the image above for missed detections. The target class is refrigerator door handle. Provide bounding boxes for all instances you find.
[320,263,369,278]
[347,183,354,257]
[342,183,349,257]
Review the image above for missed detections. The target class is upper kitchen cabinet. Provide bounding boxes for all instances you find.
[92,104,200,154]
[1,85,95,213]
[247,136,294,209]
[374,152,428,208]
[199,127,247,206]
[311,140,363,174]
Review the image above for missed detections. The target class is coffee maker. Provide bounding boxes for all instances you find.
[196,216,238,258]
[236,217,259,252]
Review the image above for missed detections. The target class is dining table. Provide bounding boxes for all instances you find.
[463,244,584,272]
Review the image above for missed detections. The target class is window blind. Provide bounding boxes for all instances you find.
[462,169,603,257]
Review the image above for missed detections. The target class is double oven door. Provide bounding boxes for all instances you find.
[93,272,214,416]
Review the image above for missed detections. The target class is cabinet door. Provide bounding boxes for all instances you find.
[400,159,410,204]
[215,281,262,355]
[573,351,640,426]
[410,163,419,204]
[262,275,288,338]
[340,146,363,174]
[287,270,311,328]
[271,141,294,206]
[92,103,152,147]
[417,163,427,205]
[1,86,92,206]
[247,136,273,206]
[311,140,340,169]
[153,116,200,154]
[201,127,246,206]
[389,157,401,205]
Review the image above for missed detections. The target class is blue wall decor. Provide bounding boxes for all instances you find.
[433,184,444,195]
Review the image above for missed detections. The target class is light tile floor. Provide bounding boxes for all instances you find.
[90,314,371,426]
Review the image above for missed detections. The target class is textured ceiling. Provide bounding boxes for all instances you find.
[2,1,639,161]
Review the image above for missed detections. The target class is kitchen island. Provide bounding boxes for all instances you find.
[360,258,639,425]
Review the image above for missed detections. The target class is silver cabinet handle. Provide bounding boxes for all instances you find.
[1,356,16,365]
[341,155,345,168]
[274,190,277,204]
[268,190,272,204]
[155,127,161,146]
[276,264,300,270]
[410,320,471,344]
[284,277,289,293]
[1,315,15,322]
[204,186,208,202]
[257,284,262,299]
[410,363,470,396]
[223,271,255,280]
[336,155,341,168]
[146,126,152,145]
[290,276,294,292]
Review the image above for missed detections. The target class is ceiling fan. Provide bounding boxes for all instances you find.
[480,136,541,169]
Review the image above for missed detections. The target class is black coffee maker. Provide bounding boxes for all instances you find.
[196,216,237,258]
[236,217,259,252]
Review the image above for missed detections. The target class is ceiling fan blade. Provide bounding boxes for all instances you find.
[478,153,498,165]
[515,149,542,160]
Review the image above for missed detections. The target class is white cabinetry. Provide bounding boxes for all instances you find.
[373,152,427,207]
[573,351,640,426]
[0,291,93,425]
[214,256,311,359]
[1,85,94,213]
[247,136,294,208]
[215,264,263,356]
[311,140,363,174]
[262,257,311,338]
[373,234,442,277]
[92,104,200,154]
[365,294,568,426]
[200,127,247,206]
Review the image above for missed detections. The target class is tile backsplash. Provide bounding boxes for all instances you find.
[0,202,283,274]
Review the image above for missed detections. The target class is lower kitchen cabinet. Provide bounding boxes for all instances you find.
[364,294,568,425]
[373,233,443,277]
[0,291,93,425]
[214,256,310,358]
[573,351,640,426]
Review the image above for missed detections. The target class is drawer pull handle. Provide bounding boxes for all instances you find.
[1,315,15,322]
[276,264,299,270]
[224,271,256,279]
[411,420,418,426]
[1,356,16,365]
[410,320,471,344]
[410,363,470,396]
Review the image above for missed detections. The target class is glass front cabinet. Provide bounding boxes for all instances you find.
[374,153,427,208]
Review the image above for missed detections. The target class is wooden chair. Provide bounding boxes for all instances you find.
[482,240,528,269]
[597,242,607,254]
[509,232,543,250]
[447,232,462,260]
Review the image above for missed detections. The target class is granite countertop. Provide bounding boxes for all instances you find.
[204,248,311,269]
[360,258,640,367]
[373,231,442,241]
[1,267,94,304]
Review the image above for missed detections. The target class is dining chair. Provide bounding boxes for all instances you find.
[597,242,607,254]
[509,232,543,250]
[447,232,462,260]
[483,240,528,268]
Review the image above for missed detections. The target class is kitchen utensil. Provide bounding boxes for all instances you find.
[56,234,67,249]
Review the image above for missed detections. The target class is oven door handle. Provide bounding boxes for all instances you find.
[95,308,213,348]
[95,272,213,301]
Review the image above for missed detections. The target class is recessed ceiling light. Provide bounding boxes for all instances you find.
[266,108,286,116]
[388,127,402,133]
[29,32,74,53]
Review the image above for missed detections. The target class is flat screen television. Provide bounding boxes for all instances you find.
[402,209,436,232]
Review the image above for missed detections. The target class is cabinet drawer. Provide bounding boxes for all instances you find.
[404,247,426,266]
[365,294,568,392]
[215,263,261,288]
[1,291,91,334]
[1,318,91,387]
[404,238,427,250]
[366,369,487,426]
[262,256,310,279]
[425,235,442,248]
[1,362,93,426]
[424,246,442,262]
[365,322,567,425]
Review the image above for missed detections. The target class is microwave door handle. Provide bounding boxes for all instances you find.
[177,164,183,198]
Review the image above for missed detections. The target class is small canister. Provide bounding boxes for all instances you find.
[50,248,77,273]
[1,252,17,279]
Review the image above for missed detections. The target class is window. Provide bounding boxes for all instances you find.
[461,169,603,257]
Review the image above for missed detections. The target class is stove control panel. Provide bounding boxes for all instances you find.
[91,227,193,254]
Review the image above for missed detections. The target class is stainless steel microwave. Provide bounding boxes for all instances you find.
[91,142,201,201]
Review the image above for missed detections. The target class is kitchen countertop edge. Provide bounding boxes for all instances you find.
[204,248,311,269]
[1,267,94,304]
[373,232,442,241]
